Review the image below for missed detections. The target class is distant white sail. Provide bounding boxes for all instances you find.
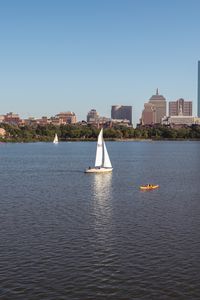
[95,129,103,167]
[53,133,58,144]
[103,141,112,168]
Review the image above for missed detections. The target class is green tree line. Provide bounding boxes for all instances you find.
[0,123,200,142]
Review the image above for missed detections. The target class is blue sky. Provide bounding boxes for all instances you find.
[0,0,200,124]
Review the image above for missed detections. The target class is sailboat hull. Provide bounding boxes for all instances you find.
[85,167,113,173]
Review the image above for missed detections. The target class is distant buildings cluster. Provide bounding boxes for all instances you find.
[0,111,77,127]
[0,98,199,129]
[0,106,133,128]
[141,89,200,126]
[1,61,200,128]
[86,105,132,128]
[139,58,200,127]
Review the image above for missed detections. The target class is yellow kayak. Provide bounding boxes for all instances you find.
[140,184,159,190]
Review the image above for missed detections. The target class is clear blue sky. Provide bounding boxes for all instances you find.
[0,0,200,124]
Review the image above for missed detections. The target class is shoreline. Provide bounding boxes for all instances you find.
[1,138,200,143]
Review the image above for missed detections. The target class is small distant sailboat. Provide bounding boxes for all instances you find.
[85,128,112,173]
[53,133,58,144]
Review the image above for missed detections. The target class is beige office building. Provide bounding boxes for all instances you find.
[162,116,200,126]
[141,103,156,125]
[87,109,99,123]
[56,112,77,124]
[169,98,192,116]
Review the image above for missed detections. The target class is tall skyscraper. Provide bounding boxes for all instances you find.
[198,61,200,117]
[141,89,166,125]
[141,89,166,124]
[111,105,132,124]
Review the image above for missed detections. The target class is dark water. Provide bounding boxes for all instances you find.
[0,141,200,300]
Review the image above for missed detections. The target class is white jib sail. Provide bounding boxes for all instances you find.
[95,129,103,167]
[103,141,112,168]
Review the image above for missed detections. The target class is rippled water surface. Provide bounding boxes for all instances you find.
[0,141,200,299]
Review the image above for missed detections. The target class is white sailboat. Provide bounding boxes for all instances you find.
[85,128,113,173]
[53,133,58,144]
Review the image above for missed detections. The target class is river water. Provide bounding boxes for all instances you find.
[0,141,199,299]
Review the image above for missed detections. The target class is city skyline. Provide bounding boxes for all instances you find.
[0,93,195,124]
[0,0,200,123]
[198,61,200,117]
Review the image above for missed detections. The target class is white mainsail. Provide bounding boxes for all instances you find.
[85,128,112,173]
[53,133,58,144]
[95,129,103,167]
[103,141,112,168]
[94,128,112,168]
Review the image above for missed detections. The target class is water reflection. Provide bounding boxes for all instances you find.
[92,173,112,203]
[91,173,113,231]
